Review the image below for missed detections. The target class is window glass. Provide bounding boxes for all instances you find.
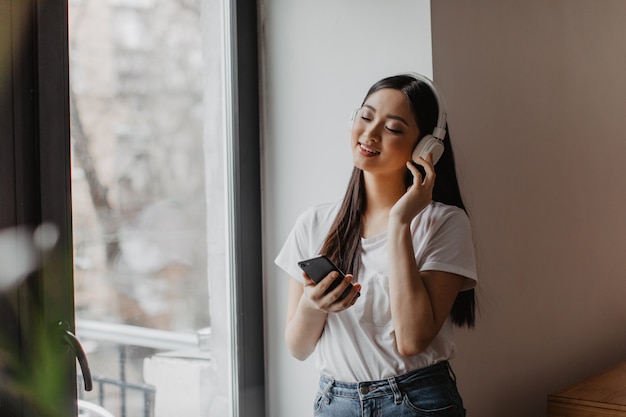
[69,0,230,415]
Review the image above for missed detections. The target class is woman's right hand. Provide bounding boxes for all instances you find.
[302,271,361,313]
[389,153,435,225]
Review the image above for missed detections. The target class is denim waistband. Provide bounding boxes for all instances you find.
[319,361,454,402]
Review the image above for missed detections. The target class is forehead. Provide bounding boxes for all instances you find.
[364,89,414,118]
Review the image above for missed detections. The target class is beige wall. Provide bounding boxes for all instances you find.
[431,2,626,416]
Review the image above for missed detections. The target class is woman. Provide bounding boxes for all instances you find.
[275,73,477,416]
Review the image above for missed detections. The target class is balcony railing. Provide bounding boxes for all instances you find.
[76,319,201,417]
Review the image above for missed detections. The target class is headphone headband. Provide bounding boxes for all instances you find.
[405,72,448,141]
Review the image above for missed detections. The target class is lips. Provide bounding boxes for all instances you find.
[358,143,380,155]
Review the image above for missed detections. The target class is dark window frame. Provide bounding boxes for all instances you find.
[227,0,267,415]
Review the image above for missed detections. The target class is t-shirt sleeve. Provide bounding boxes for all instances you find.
[418,208,478,291]
[274,207,327,283]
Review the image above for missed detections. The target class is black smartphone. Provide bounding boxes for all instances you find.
[298,255,356,301]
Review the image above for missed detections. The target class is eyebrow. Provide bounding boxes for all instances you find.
[362,104,410,126]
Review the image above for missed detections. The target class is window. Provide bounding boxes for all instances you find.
[0,0,264,416]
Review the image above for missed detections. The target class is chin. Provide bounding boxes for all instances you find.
[352,154,367,170]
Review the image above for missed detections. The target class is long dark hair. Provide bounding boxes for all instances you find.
[320,74,476,328]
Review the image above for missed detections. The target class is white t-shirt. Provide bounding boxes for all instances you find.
[275,201,477,382]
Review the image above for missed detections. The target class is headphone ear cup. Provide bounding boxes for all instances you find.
[349,108,359,128]
[412,135,445,165]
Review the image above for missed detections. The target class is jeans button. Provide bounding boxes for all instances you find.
[359,385,369,395]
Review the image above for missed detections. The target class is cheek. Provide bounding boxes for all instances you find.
[388,137,416,156]
[350,126,362,146]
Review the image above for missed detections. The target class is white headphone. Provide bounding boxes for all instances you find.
[351,73,448,165]
[408,73,448,165]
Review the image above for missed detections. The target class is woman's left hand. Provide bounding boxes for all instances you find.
[389,153,435,225]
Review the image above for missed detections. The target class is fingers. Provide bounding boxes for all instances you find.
[419,152,436,179]
[405,161,423,184]
[329,273,359,303]
[346,283,362,306]
[302,272,361,312]
[407,152,435,185]
[326,280,361,312]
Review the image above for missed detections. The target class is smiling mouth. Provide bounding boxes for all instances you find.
[359,143,380,155]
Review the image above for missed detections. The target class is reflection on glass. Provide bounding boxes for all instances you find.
[69,0,229,415]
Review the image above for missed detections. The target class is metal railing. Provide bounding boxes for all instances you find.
[76,319,199,417]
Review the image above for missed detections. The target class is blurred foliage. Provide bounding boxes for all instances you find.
[0,225,69,417]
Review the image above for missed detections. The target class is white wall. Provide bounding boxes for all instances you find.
[259,1,434,416]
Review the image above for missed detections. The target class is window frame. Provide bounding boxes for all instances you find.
[224,0,267,415]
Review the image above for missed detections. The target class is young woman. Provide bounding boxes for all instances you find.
[275,73,477,416]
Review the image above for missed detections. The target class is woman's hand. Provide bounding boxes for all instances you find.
[302,271,361,313]
[389,153,435,225]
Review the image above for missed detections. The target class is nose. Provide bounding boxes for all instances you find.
[362,122,382,143]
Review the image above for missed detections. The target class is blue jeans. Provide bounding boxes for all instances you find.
[313,361,466,417]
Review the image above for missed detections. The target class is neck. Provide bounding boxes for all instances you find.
[360,170,406,238]
[363,170,406,213]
